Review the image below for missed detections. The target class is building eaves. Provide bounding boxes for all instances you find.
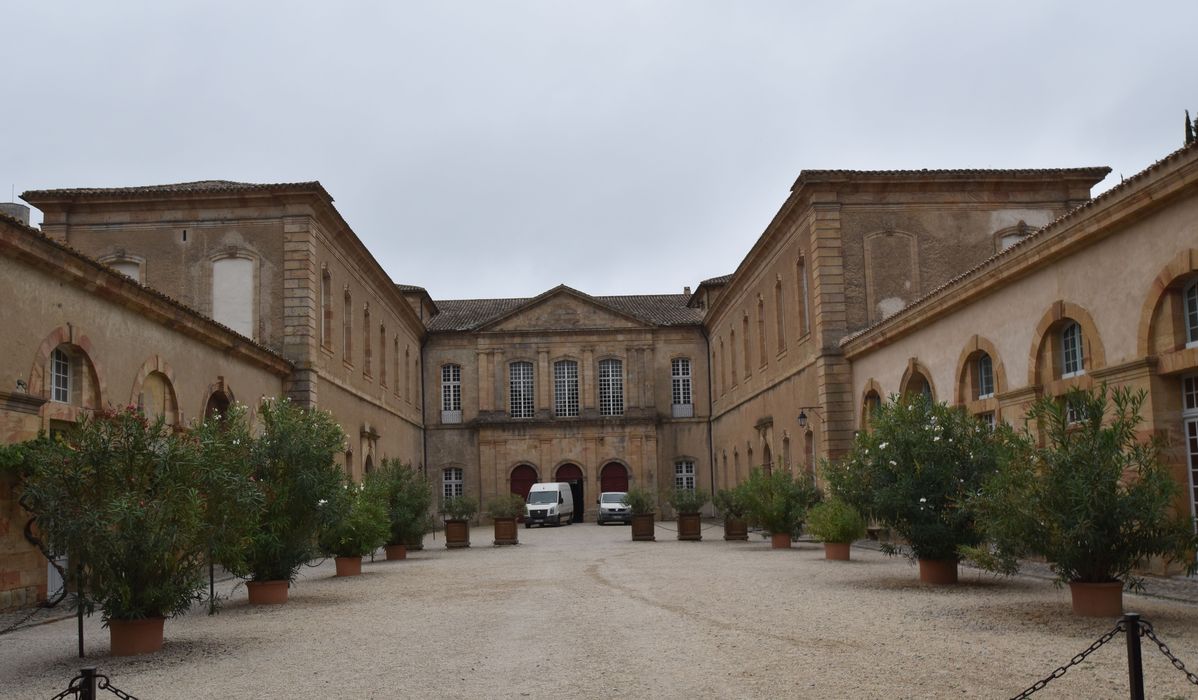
[791,166,1112,191]
[838,144,1195,348]
[22,180,329,201]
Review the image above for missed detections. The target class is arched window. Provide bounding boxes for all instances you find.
[598,358,624,416]
[442,467,464,500]
[1061,321,1084,378]
[797,256,810,337]
[1185,280,1198,346]
[509,361,534,418]
[775,280,786,352]
[393,337,400,395]
[110,259,141,281]
[138,371,178,426]
[379,325,387,386]
[674,459,696,490]
[441,364,462,419]
[718,340,725,395]
[742,314,751,376]
[782,436,791,470]
[671,358,693,417]
[553,360,579,417]
[320,267,332,349]
[363,305,372,377]
[757,297,767,367]
[50,347,71,404]
[863,390,882,431]
[404,346,412,402]
[976,353,995,399]
[212,257,254,337]
[343,290,352,362]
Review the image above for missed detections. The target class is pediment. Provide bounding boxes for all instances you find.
[482,288,649,332]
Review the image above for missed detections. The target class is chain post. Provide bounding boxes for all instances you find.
[76,564,85,659]
[80,667,96,700]
[1123,613,1145,700]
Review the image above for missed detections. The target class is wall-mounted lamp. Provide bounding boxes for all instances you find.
[15,378,28,392]
[797,406,822,429]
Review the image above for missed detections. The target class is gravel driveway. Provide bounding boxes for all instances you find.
[2,521,1197,699]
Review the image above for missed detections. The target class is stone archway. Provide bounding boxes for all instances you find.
[509,464,538,501]
[555,463,585,523]
[599,462,629,493]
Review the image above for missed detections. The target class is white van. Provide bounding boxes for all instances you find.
[525,482,574,528]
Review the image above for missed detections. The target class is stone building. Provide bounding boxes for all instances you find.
[3,140,1197,610]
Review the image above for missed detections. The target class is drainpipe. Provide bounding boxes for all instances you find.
[702,324,715,517]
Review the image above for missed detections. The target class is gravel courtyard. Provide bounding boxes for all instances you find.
[3,521,1198,699]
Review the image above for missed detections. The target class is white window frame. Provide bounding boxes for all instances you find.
[976,353,995,399]
[553,360,579,417]
[441,364,462,423]
[1182,375,1198,537]
[1185,281,1198,348]
[674,459,696,490]
[442,467,464,501]
[671,357,693,417]
[509,361,535,419]
[977,411,996,430]
[50,348,71,404]
[598,358,624,416]
[1060,321,1084,378]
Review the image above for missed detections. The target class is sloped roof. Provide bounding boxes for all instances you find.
[839,145,1193,347]
[428,286,703,332]
[22,180,328,200]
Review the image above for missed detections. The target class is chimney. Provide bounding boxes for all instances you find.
[683,286,692,296]
[0,202,30,226]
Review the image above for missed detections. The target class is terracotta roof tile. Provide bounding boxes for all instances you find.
[792,167,1111,191]
[23,180,327,200]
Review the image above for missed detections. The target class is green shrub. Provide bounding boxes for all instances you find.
[17,407,256,622]
[967,386,1198,586]
[239,399,346,583]
[713,483,752,519]
[365,459,434,546]
[827,393,998,562]
[486,493,527,519]
[621,486,657,515]
[743,468,820,537]
[319,478,390,558]
[667,487,709,514]
[806,498,867,544]
[441,495,479,521]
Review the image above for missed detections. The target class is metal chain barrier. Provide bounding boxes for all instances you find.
[1008,621,1125,699]
[1141,620,1198,687]
[49,668,139,700]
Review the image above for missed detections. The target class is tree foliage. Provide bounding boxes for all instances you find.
[742,467,820,537]
[364,459,433,545]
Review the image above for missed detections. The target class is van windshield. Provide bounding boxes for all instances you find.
[600,493,626,503]
[527,491,557,505]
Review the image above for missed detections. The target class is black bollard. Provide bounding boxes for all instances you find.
[1123,613,1144,700]
[80,667,96,700]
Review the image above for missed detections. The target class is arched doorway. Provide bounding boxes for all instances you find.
[599,462,629,493]
[555,463,584,523]
[204,391,230,419]
[510,464,538,501]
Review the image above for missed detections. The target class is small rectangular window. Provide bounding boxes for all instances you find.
[1185,282,1198,347]
[441,364,462,423]
[442,467,464,500]
[976,354,995,399]
[674,460,696,490]
[1061,322,1084,378]
[51,349,70,404]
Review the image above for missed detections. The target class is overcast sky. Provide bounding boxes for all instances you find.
[5,1,1197,300]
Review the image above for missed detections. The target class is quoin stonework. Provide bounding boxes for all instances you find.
[3,142,1197,610]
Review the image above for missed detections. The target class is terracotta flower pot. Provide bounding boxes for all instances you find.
[723,517,749,541]
[445,519,471,549]
[771,532,792,549]
[676,513,702,541]
[334,556,362,577]
[247,579,289,605]
[824,542,851,561]
[1069,581,1124,617]
[631,513,656,541]
[109,616,165,656]
[918,558,959,584]
[493,516,519,546]
[384,544,408,560]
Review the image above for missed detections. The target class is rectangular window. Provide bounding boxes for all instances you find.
[1186,282,1198,346]
[441,364,462,423]
[442,467,464,501]
[1061,322,1084,378]
[674,460,696,490]
[671,358,693,406]
[598,359,624,416]
[1185,375,1198,413]
[554,360,579,417]
[977,412,996,430]
[509,362,535,418]
[977,354,995,399]
[51,349,70,404]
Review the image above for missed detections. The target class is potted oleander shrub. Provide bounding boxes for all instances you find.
[487,493,525,546]
[238,398,345,604]
[367,459,433,559]
[713,483,752,541]
[827,393,997,584]
[966,386,1198,616]
[744,468,820,549]
[806,498,867,561]
[441,495,478,549]
[319,477,389,577]
[668,488,709,541]
[623,486,657,542]
[15,407,257,656]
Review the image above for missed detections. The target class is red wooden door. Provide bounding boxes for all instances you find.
[510,464,538,500]
[599,462,629,492]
